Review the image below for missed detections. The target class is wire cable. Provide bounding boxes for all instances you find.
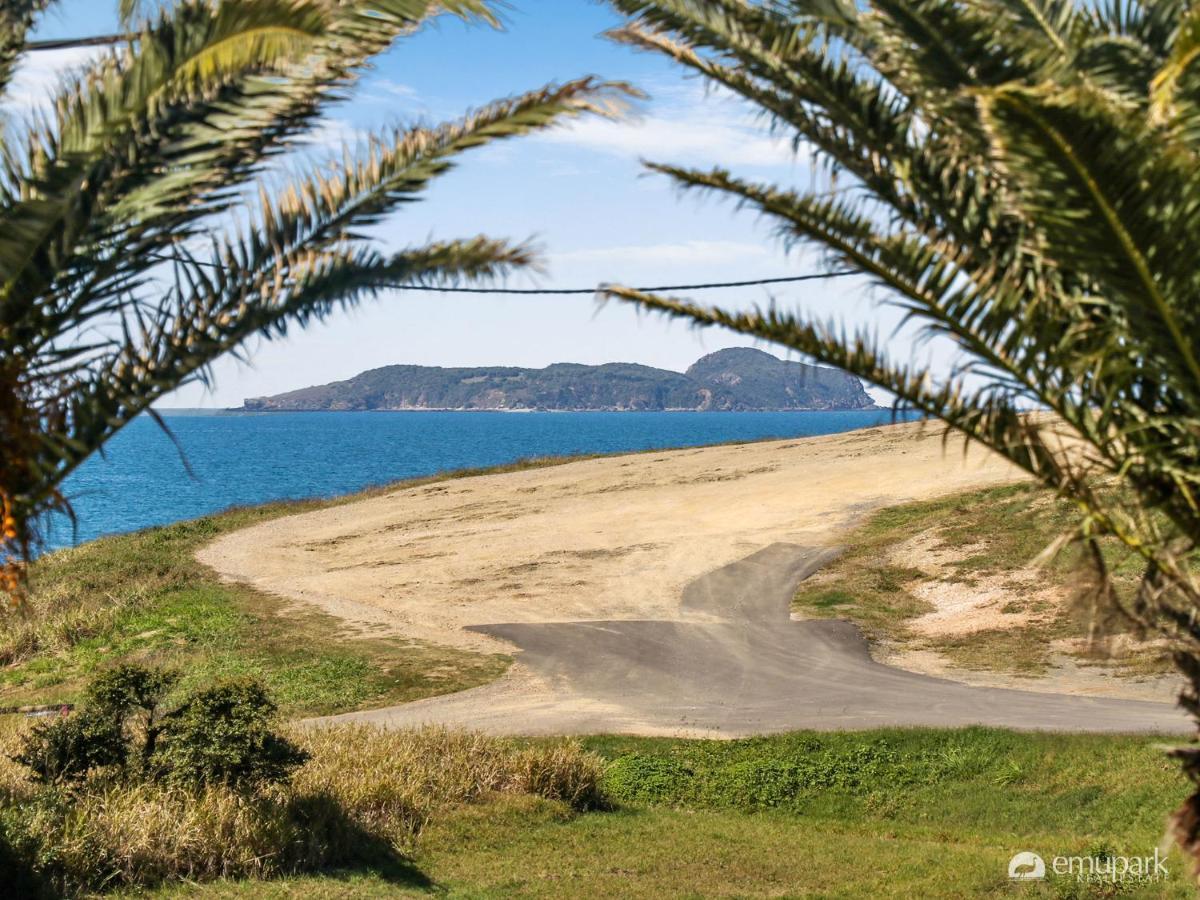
[145,253,858,294]
[382,271,858,294]
[27,34,128,52]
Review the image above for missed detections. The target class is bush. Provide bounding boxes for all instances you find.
[603,738,940,811]
[11,667,304,792]
[602,754,693,804]
[0,723,609,896]
[704,758,808,808]
[153,680,308,790]
[87,664,178,772]
[12,709,126,784]
[86,664,178,716]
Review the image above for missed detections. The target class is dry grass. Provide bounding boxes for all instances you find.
[794,482,1174,678]
[0,720,604,897]
[294,725,605,843]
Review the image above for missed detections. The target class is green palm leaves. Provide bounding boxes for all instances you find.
[601,0,1200,850]
[0,0,627,586]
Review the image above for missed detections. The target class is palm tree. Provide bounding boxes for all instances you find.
[0,0,626,591]
[601,0,1200,852]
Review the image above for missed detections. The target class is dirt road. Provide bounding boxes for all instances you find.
[319,543,1186,735]
[200,422,1186,735]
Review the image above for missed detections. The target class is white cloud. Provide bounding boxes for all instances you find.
[300,117,372,149]
[360,77,430,115]
[553,239,774,268]
[543,114,800,167]
[539,84,804,169]
[369,78,419,100]
[1,46,105,115]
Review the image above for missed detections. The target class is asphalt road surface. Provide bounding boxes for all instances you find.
[322,544,1190,736]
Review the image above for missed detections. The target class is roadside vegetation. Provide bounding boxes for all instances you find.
[794,482,1173,679]
[0,714,605,897]
[0,718,1186,898]
[0,455,616,715]
[1,451,646,715]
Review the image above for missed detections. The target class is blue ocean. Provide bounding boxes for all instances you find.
[51,409,906,550]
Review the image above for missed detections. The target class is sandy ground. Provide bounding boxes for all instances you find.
[200,421,1189,735]
[200,421,1022,654]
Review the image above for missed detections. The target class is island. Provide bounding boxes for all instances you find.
[239,347,876,412]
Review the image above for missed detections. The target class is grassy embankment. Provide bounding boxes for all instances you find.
[0,720,1190,898]
[794,482,1174,678]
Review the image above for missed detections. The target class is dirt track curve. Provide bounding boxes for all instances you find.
[319,543,1187,736]
[199,423,1188,736]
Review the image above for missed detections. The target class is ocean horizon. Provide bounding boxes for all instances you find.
[50,408,914,551]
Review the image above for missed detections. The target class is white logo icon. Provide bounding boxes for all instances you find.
[1008,851,1046,880]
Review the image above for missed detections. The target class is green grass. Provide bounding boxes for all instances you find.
[793,482,1171,677]
[135,727,1194,898]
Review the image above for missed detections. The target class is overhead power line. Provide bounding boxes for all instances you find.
[385,271,858,294]
[146,253,858,294]
[27,34,128,52]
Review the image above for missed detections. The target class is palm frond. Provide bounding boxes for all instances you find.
[0,0,624,576]
[599,0,1200,708]
[0,1,46,98]
[22,77,627,498]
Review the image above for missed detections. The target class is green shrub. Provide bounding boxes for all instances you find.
[11,666,304,793]
[703,759,808,808]
[0,807,41,897]
[602,739,947,811]
[602,754,693,804]
[86,664,177,720]
[153,680,308,790]
[794,741,906,790]
[87,664,178,772]
[11,663,178,786]
[12,709,126,784]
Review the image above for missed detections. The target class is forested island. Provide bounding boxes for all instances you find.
[240,348,876,412]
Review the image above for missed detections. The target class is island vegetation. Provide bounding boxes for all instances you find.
[240,348,875,412]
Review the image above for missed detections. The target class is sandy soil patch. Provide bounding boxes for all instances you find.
[899,532,1051,637]
[875,530,1179,702]
[198,421,1021,654]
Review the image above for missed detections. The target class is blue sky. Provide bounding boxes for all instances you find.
[19,0,915,407]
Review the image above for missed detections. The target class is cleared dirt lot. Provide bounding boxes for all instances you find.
[199,422,1021,651]
[200,421,1187,735]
